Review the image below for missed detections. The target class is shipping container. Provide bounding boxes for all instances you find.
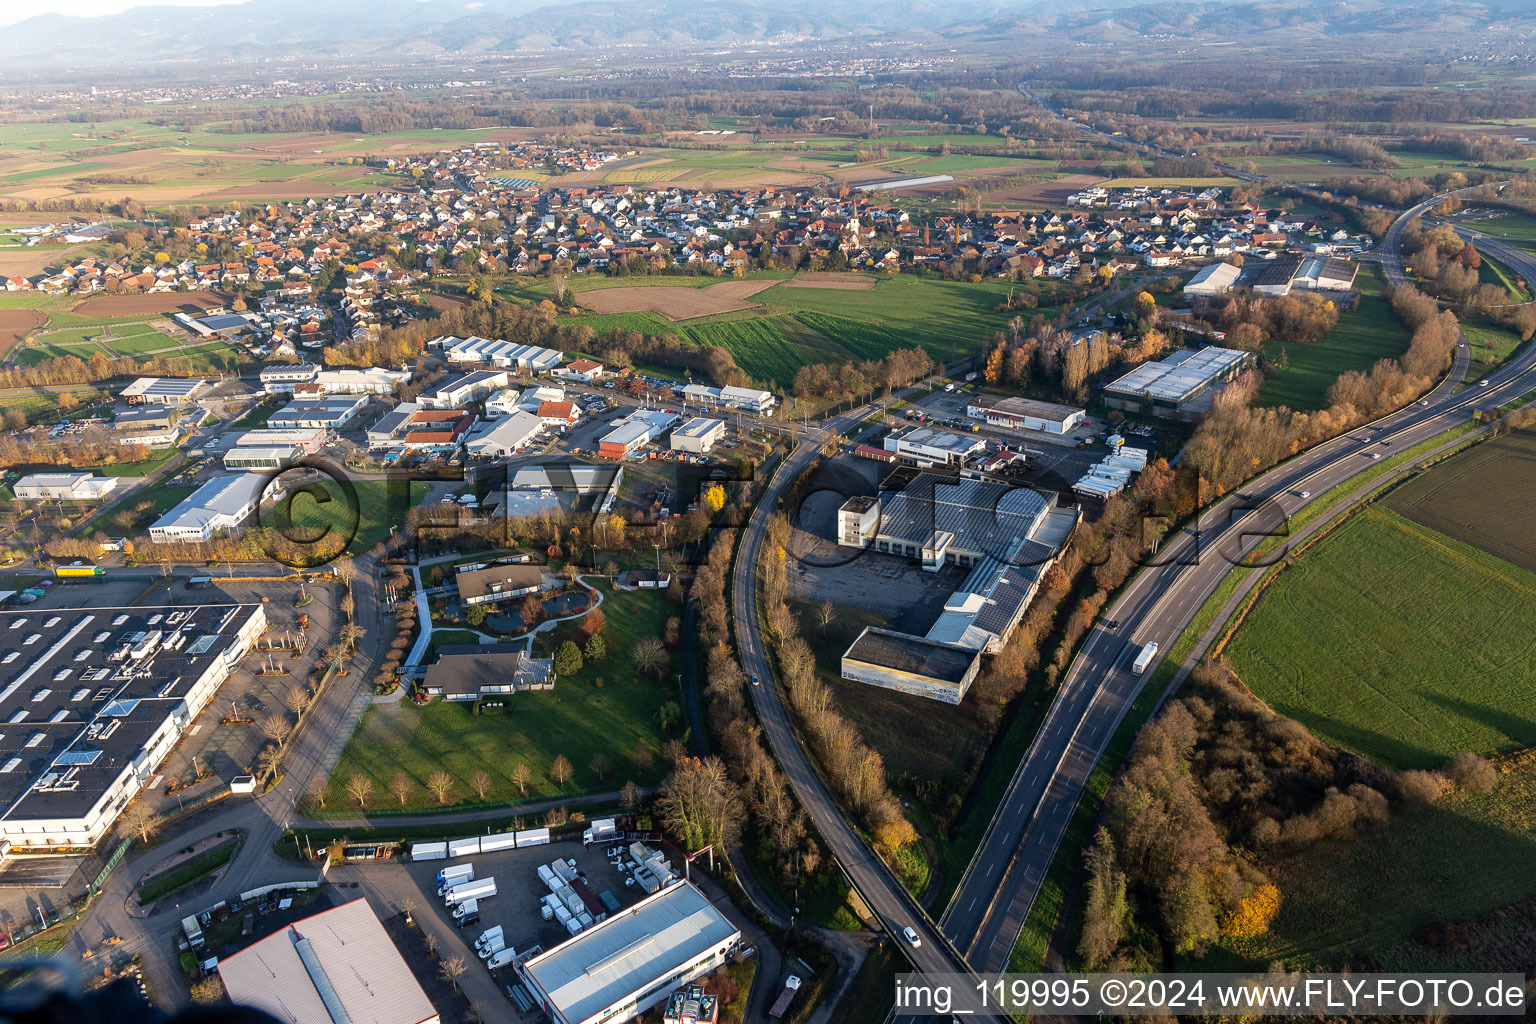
[515,827,550,847]
[410,841,448,862]
[479,832,517,854]
[447,837,481,859]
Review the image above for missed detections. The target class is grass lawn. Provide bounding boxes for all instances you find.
[1478,251,1533,303]
[95,448,180,477]
[136,840,240,905]
[1203,769,1536,969]
[1460,319,1526,382]
[229,402,277,431]
[839,943,904,1024]
[1257,264,1413,411]
[108,482,198,530]
[1464,213,1536,241]
[266,479,426,559]
[1226,506,1536,770]
[324,583,677,812]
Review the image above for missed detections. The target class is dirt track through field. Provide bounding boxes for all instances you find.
[579,279,778,320]
[0,310,45,359]
[73,292,229,316]
[779,272,877,290]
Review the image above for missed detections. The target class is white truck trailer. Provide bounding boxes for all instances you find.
[1132,641,1158,676]
[582,818,620,845]
[444,876,497,906]
[410,841,447,861]
[436,864,473,892]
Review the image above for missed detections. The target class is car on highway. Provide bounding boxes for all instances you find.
[902,926,922,948]
[1297,490,1311,498]
[749,673,760,686]
[1420,399,1430,406]
[1479,379,1490,387]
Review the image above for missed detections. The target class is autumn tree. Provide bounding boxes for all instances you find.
[308,776,330,809]
[510,762,531,796]
[345,775,374,807]
[631,741,654,776]
[117,800,162,844]
[262,713,293,745]
[439,955,468,993]
[589,753,611,783]
[658,756,744,851]
[1077,828,1129,967]
[284,684,312,716]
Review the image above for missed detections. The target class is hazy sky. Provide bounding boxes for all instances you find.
[0,0,247,28]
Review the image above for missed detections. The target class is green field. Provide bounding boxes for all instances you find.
[1460,320,1525,382]
[1257,264,1413,410]
[1210,770,1536,969]
[1226,506,1536,770]
[93,447,180,477]
[325,583,673,811]
[1464,213,1536,242]
[267,478,426,558]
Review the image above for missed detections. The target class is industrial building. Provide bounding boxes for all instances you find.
[598,410,680,459]
[12,473,119,502]
[510,464,622,494]
[261,365,411,396]
[1102,346,1255,418]
[464,411,544,459]
[669,417,725,454]
[222,445,302,472]
[112,407,182,448]
[420,369,511,409]
[174,312,254,337]
[232,426,326,455]
[0,603,266,849]
[419,643,555,701]
[1294,255,1358,291]
[218,897,439,1024]
[842,627,983,704]
[120,377,207,406]
[836,473,1081,698]
[430,334,563,372]
[266,395,369,432]
[518,880,741,1024]
[149,473,283,544]
[365,405,473,453]
[678,383,777,414]
[455,562,547,607]
[965,396,1086,436]
[1248,256,1303,297]
[1183,261,1242,298]
[883,426,986,466]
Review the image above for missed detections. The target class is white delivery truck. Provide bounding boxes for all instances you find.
[436,864,473,893]
[452,899,479,927]
[582,818,620,845]
[410,841,448,861]
[485,947,518,971]
[1131,642,1158,676]
[444,876,497,906]
[476,926,505,958]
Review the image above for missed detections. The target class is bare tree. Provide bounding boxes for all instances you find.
[257,745,283,779]
[550,754,573,787]
[510,762,531,797]
[816,599,836,633]
[401,897,417,926]
[283,684,312,716]
[470,769,492,801]
[631,741,654,775]
[340,621,366,653]
[117,800,162,844]
[332,558,357,589]
[633,637,667,676]
[389,772,414,807]
[423,932,438,957]
[341,591,356,622]
[261,713,293,745]
[588,753,611,783]
[620,780,641,811]
[426,770,455,805]
[308,776,330,809]
[663,738,687,762]
[658,756,744,851]
[345,775,374,807]
[439,955,468,993]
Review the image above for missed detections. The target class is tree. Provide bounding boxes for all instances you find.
[117,800,162,844]
[345,775,374,807]
[308,776,330,809]
[284,684,312,716]
[1077,828,1129,967]
[589,753,611,782]
[578,606,606,641]
[262,713,293,745]
[658,756,744,851]
[439,955,468,993]
[703,484,726,513]
[633,637,668,677]
[656,700,683,732]
[1446,751,1496,794]
[621,779,642,811]
[257,745,283,779]
[518,593,544,630]
[340,621,366,653]
[554,640,583,677]
[510,762,531,796]
[389,772,414,807]
[189,976,225,1004]
[1221,884,1282,939]
[470,769,492,800]
[466,604,487,627]
[631,740,654,776]
[816,600,836,633]
[583,633,607,662]
[426,770,455,805]
[550,754,574,787]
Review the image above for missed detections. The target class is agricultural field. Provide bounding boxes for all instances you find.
[1383,427,1536,573]
[323,582,675,812]
[1226,505,1536,770]
[576,278,779,319]
[1256,264,1413,411]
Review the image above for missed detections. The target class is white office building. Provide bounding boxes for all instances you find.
[13,473,119,502]
[148,474,283,544]
[463,412,544,459]
[669,417,725,453]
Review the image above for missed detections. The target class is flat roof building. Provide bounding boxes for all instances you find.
[0,603,266,848]
[1247,255,1303,297]
[599,410,680,460]
[669,417,725,454]
[420,644,554,702]
[218,897,439,1024]
[267,395,368,432]
[519,880,741,1024]
[464,411,543,459]
[430,335,563,372]
[120,377,207,406]
[883,426,986,466]
[965,396,1086,436]
[842,627,983,704]
[13,473,119,502]
[455,563,546,606]
[420,369,511,409]
[1102,346,1255,418]
[510,463,622,494]
[1295,255,1357,292]
[1183,261,1241,297]
[678,384,776,414]
[222,445,302,472]
[149,473,283,544]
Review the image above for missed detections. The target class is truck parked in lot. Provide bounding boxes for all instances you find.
[1132,642,1158,676]
[443,877,496,906]
[476,926,504,959]
[453,901,480,928]
[582,818,620,845]
[437,864,473,894]
[485,947,518,971]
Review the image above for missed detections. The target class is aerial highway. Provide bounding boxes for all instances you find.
[938,192,1536,974]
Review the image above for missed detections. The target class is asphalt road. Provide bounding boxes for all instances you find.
[938,190,1536,976]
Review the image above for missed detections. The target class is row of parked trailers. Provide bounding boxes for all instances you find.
[1073,444,1150,501]
[409,828,550,861]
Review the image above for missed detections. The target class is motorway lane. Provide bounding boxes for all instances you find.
[945,313,1536,973]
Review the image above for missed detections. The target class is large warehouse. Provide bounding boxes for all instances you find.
[0,603,266,849]
[1102,346,1255,419]
[219,897,439,1024]
[518,880,741,1024]
[13,473,119,502]
[836,473,1081,700]
[965,396,1086,436]
[149,473,282,544]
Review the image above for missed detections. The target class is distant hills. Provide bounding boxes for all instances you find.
[2,0,1532,67]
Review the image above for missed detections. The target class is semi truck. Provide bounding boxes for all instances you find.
[436,864,473,893]
[1131,642,1158,676]
[443,877,496,906]
[582,818,619,845]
